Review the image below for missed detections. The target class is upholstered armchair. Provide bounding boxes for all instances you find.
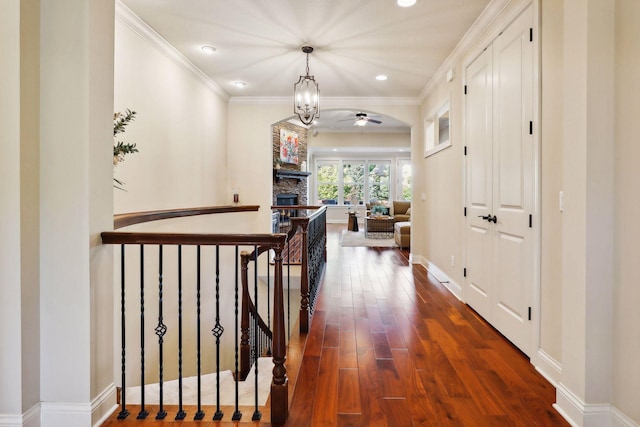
[392,201,411,223]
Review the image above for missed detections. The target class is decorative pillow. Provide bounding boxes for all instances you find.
[405,207,412,216]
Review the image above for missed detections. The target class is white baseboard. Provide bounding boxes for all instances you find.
[532,348,562,387]
[612,407,639,427]
[40,384,117,427]
[411,255,462,300]
[554,383,613,427]
[91,384,118,427]
[425,260,463,300]
[0,404,40,427]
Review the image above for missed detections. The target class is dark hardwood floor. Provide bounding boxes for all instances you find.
[102,224,568,427]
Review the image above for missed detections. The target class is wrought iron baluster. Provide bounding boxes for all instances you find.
[212,245,224,420]
[176,245,186,420]
[194,246,205,420]
[155,245,167,420]
[252,246,261,421]
[137,245,148,420]
[118,244,129,420]
[233,245,242,421]
[287,238,291,340]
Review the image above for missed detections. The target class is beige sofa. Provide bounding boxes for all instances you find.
[392,201,411,223]
[394,221,411,249]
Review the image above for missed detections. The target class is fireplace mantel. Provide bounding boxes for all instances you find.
[273,169,312,182]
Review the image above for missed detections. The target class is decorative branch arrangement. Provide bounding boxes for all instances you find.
[113,109,137,189]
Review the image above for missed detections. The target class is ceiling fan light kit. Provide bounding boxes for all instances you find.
[343,112,383,127]
[294,46,320,126]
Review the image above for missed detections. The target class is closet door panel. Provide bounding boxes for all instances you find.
[491,5,534,354]
[464,46,494,319]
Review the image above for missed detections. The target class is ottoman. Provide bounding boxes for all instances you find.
[394,221,411,249]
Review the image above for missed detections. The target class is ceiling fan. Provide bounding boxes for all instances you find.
[339,112,382,127]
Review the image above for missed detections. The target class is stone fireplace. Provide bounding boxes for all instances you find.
[272,121,308,205]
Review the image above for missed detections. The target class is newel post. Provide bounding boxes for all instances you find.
[271,241,288,424]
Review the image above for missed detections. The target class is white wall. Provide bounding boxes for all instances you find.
[113,7,229,213]
[416,69,464,285]
[559,1,614,422]
[539,0,563,370]
[0,0,26,417]
[613,0,640,423]
[39,1,117,425]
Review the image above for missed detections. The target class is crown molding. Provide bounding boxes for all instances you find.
[418,0,512,101]
[229,96,420,106]
[115,0,229,101]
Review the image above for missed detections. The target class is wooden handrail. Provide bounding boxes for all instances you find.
[114,204,259,229]
[101,231,286,247]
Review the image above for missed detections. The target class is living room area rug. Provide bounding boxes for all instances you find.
[340,230,397,247]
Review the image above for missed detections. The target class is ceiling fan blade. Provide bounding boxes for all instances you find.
[368,119,382,124]
[337,118,355,122]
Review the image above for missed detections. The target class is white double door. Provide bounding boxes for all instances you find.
[464,6,535,356]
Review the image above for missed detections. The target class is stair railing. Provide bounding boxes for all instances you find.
[273,206,327,333]
[101,230,290,424]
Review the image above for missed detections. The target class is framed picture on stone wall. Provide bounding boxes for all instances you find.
[280,129,299,164]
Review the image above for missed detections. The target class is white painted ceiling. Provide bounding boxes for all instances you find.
[119,0,492,131]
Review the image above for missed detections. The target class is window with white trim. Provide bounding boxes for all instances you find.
[315,159,398,206]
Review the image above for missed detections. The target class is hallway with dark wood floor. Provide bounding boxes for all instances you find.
[103,224,568,426]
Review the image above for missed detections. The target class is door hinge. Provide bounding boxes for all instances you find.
[529,214,532,228]
[529,121,533,135]
[463,268,467,277]
[464,146,467,156]
[464,207,467,217]
[464,85,467,95]
[530,28,533,42]
[528,306,532,321]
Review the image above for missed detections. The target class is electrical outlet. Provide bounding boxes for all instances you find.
[559,191,564,212]
[451,256,455,267]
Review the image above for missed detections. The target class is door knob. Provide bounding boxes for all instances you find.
[478,214,498,223]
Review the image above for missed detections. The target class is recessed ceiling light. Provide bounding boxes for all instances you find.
[201,45,217,54]
[376,74,388,81]
[233,81,247,88]
[397,0,417,7]
[332,148,338,152]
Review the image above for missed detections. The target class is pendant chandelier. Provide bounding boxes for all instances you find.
[293,46,320,126]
